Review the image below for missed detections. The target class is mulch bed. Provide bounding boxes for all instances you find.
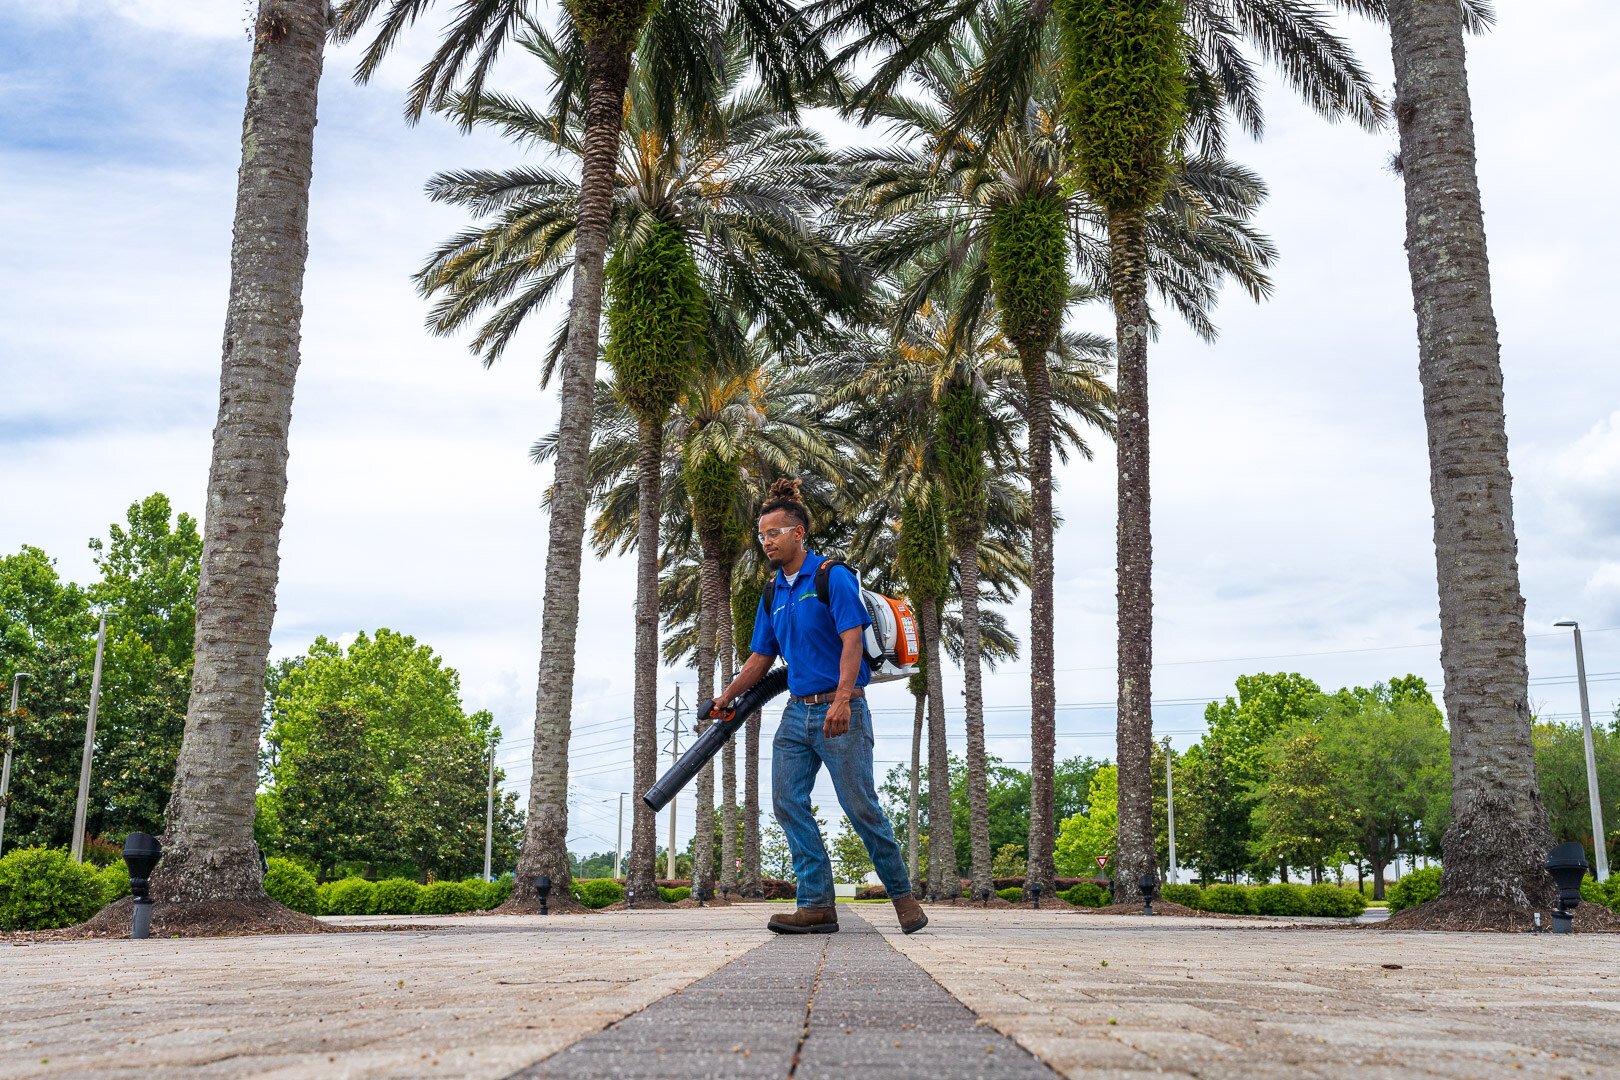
[10,897,329,942]
[1382,896,1620,933]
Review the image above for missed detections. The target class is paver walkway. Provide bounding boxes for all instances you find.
[512,906,1053,1079]
[875,907,1620,1079]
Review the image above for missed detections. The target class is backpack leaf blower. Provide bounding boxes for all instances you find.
[641,666,790,813]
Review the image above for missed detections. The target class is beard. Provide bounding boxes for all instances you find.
[766,556,784,570]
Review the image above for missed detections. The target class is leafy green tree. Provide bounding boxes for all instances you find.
[571,850,617,879]
[1535,718,1620,874]
[1203,672,1325,781]
[831,817,876,883]
[396,726,523,882]
[1055,755,1106,822]
[1317,680,1450,898]
[273,706,390,879]
[948,754,1032,873]
[991,842,1026,878]
[1055,764,1117,876]
[1249,732,1351,883]
[1175,739,1249,883]
[86,494,202,674]
[0,546,89,678]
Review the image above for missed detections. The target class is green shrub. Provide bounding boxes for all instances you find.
[1199,884,1256,915]
[323,878,377,916]
[95,862,131,906]
[1386,867,1442,913]
[1254,883,1308,916]
[997,886,1024,903]
[263,857,318,914]
[1160,883,1200,909]
[1303,883,1366,918]
[0,846,104,930]
[1061,882,1109,907]
[373,878,421,915]
[415,881,479,915]
[472,876,512,909]
[573,879,625,909]
[659,886,691,903]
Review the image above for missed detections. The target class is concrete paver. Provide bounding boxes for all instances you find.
[873,907,1620,1079]
[3,910,769,1079]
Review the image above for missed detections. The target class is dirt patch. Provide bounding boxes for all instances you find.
[1383,897,1620,933]
[495,894,590,916]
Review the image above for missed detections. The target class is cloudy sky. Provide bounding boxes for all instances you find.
[4,1,1618,859]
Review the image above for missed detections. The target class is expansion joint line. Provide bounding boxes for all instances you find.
[786,937,831,1078]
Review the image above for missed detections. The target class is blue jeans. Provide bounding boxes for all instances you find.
[772,697,912,908]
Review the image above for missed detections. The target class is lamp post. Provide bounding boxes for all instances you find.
[1164,737,1178,885]
[1554,620,1610,880]
[71,615,107,862]
[123,832,162,939]
[0,670,33,857]
[1546,842,1588,934]
[1138,872,1158,917]
[534,875,552,916]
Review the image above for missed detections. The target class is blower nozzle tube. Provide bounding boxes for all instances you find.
[641,667,790,813]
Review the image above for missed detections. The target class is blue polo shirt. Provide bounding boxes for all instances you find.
[749,551,872,697]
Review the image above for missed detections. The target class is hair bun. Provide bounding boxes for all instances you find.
[767,477,804,504]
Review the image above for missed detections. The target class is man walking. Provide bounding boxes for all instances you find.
[716,478,927,935]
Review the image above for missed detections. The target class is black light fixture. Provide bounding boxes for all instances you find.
[1546,842,1588,934]
[1138,872,1158,917]
[694,884,706,907]
[122,832,162,940]
[979,886,991,908]
[721,883,730,902]
[1030,881,1042,909]
[534,874,552,916]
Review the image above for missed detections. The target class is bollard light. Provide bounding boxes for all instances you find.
[122,832,161,940]
[534,875,552,916]
[1030,881,1041,909]
[980,886,991,909]
[694,884,705,907]
[1138,872,1158,917]
[1547,842,1587,934]
[721,884,730,902]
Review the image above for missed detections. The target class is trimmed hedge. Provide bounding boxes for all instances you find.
[659,886,691,904]
[1303,883,1366,917]
[415,881,479,915]
[374,878,422,914]
[1160,883,1200,908]
[321,878,377,916]
[96,862,132,906]
[264,857,319,914]
[1061,882,1109,907]
[1386,867,1442,913]
[996,887,1024,903]
[1254,883,1308,916]
[0,846,104,931]
[574,878,625,909]
[1198,884,1257,915]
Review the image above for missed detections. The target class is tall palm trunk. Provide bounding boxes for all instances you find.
[720,578,739,894]
[154,0,325,910]
[626,416,664,905]
[1386,0,1549,911]
[909,675,924,889]
[922,599,958,900]
[511,26,639,912]
[1111,209,1155,907]
[692,545,721,896]
[1021,350,1057,897]
[956,524,993,898]
[726,559,763,895]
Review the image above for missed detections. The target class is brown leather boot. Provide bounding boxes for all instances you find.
[892,894,928,935]
[767,906,839,934]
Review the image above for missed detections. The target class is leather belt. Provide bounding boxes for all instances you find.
[791,687,865,705]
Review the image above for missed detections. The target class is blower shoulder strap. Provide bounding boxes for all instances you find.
[813,558,858,606]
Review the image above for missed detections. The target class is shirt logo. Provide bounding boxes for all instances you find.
[797,589,817,602]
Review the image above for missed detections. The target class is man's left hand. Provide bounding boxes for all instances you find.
[824,696,852,739]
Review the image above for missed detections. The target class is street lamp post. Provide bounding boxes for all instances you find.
[0,671,34,857]
[1555,620,1610,881]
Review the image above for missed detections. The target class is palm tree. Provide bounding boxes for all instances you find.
[151,0,327,925]
[1370,0,1550,922]
[843,16,1271,897]
[337,0,817,912]
[431,39,861,901]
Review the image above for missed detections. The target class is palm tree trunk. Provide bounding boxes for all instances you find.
[720,583,739,895]
[909,682,923,890]
[1386,0,1550,911]
[692,542,721,897]
[1111,208,1155,907]
[153,0,325,911]
[922,600,957,900]
[728,559,762,896]
[956,524,993,898]
[626,415,664,906]
[1021,345,1057,897]
[510,32,636,913]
